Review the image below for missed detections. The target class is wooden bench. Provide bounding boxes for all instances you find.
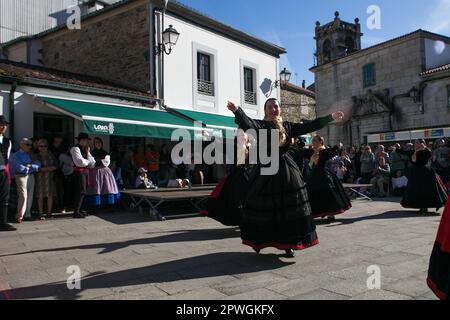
[121,185,216,221]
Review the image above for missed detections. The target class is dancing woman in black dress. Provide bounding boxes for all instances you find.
[206,99,344,257]
[200,130,255,227]
[306,136,352,221]
[427,197,450,300]
[401,139,448,213]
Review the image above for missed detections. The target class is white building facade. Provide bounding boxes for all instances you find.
[0,0,286,165]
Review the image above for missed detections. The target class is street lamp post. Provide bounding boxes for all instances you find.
[156,25,180,55]
[267,67,292,97]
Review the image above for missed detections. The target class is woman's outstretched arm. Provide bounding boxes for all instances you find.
[290,111,344,137]
[227,101,264,131]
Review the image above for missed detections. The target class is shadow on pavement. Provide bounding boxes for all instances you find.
[0,252,295,300]
[0,228,241,258]
[327,210,442,226]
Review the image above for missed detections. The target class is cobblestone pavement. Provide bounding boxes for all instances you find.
[0,198,440,300]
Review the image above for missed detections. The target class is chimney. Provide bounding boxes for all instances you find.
[302,80,306,89]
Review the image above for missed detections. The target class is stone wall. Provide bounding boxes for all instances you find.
[313,33,450,146]
[280,87,316,123]
[41,4,150,92]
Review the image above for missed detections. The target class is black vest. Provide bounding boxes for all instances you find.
[0,137,10,166]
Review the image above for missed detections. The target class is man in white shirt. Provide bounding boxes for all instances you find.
[0,115,16,231]
[70,133,95,218]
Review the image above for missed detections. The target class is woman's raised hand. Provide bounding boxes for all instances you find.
[227,101,238,113]
[332,111,345,122]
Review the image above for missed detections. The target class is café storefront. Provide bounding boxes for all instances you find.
[367,127,450,146]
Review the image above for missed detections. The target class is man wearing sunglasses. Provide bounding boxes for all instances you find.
[9,138,41,223]
[0,115,16,231]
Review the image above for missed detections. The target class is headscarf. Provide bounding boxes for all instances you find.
[263,98,287,146]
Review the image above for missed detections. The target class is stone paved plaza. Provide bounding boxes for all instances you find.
[0,198,441,300]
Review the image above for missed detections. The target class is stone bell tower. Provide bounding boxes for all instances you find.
[314,11,363,66]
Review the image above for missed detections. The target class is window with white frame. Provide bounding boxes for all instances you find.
[197,52,214,96]
[244,67,256,105]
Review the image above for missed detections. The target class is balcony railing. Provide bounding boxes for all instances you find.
[244,90,256,105]
[197,79,214,96]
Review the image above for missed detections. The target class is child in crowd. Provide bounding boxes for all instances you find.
[135,168,157,189]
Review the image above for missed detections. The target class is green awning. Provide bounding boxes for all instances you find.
[173,108,238,138]
[41,97,208,140]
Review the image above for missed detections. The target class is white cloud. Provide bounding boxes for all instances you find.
[424,0,450,34]
[262,29,294,73]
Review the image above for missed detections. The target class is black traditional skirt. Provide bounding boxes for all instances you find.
[200,165,254,227]
[401,165,448,209]
[427,198,450,300]
[239,152,319,251]
[307,167,352,218]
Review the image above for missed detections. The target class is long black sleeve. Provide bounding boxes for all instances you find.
[233,107,265,131]
[289,115,334,137]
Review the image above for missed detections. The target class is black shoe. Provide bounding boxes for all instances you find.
[73,212,86,219]
[327,216,336,222]
[253,248,261,254]
[0,223,17,231]
[419,208,429,214]
[285,249,295,258]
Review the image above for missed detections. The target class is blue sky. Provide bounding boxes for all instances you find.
[177,0,450,86]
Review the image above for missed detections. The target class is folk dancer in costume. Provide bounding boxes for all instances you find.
[70,133,95,219]
[201,129,256,227]
[400,139,448,214]
[220,99,344,257]
[427,197,450,300]
[0,115,16,231]
[85,137,120,209]
[306,136,352,221]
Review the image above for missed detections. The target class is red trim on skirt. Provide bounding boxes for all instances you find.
[200,176,228,217]
[312,204,352,218]
[436,174,448,195]
[5,163,10,184]
[436,199,450,252]
[211,175,228,199]
[427,277,446,300]
[243,239,320,251]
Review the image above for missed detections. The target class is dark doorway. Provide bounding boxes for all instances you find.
[33,113,74,144]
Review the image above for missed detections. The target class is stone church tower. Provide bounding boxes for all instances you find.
[314,11,363,66]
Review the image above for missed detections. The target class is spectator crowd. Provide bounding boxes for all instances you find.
[1,132,211,225]
[298,138,450,199]
[3,107,450,227]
